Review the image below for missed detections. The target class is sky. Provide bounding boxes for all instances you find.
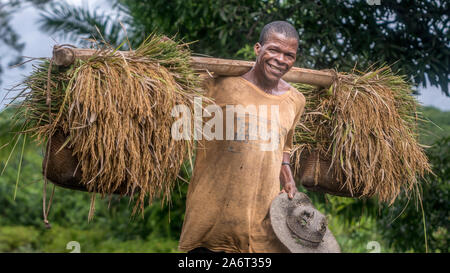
[1,0,449,111]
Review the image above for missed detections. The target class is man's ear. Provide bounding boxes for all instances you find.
[254,42,262,56]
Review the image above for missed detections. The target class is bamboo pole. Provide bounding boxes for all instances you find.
[52,46,334,87]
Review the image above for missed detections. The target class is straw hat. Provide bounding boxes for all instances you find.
[270,192,341,253]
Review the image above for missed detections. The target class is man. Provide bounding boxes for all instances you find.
[178,21,306,253]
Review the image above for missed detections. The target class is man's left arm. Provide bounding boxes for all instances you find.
[280,152,298,199]
[279,92,306,199]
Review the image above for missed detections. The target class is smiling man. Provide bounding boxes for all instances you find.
[178,21,306,253]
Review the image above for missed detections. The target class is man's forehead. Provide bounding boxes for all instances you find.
[263,32,298,50]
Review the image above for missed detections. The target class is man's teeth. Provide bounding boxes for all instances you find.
[268,64,282,73]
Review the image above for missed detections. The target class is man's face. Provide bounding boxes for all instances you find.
[254,32,298,82]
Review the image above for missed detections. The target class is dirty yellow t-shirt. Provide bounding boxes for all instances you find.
[178,76,306,253]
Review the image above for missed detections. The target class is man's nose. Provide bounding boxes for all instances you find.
[274,54,288,66]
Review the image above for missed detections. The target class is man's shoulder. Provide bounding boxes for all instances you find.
[213,75,242,86]
[279,79,304,102]
[285,84,306,118]
[203,76,241,89]
[202,76,243,99]
[288,85,306,105]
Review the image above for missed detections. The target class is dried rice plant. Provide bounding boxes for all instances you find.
[292,66,432,204]
[10,33,205,215]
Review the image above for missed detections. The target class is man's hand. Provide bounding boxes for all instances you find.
[280,180,298,199]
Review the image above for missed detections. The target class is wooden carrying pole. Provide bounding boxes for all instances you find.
[52,46,334,87]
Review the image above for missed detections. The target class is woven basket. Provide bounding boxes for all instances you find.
[42,131,127,194]
[295,149,364,198]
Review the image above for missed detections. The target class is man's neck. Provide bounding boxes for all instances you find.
[242,69,280,95]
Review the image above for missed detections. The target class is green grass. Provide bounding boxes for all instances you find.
[0,225,180,253]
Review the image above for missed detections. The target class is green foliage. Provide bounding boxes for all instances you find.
[418,106,450,146]
[0,226,40,252]
[328,212,387,253]
[235,44,256,61]
[116,0,267,59]
[38,1,126,48]
[0,225,180,253]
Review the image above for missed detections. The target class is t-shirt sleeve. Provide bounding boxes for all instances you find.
[283,92,306,154]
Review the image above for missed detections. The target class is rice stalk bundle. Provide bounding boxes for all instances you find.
[292,66,432,204]
[11,34,204,215]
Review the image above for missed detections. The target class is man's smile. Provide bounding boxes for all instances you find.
[266,62,285,76]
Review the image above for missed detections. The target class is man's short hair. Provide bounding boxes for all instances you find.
[258,21,299,46]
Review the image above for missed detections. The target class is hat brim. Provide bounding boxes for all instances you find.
[270,193,341,253]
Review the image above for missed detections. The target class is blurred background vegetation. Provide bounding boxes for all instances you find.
[0,0,448,253]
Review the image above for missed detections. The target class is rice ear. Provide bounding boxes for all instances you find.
[11,33,205,216]
[292,66,432,204]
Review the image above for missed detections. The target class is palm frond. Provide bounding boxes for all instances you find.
[38,1,126,47]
